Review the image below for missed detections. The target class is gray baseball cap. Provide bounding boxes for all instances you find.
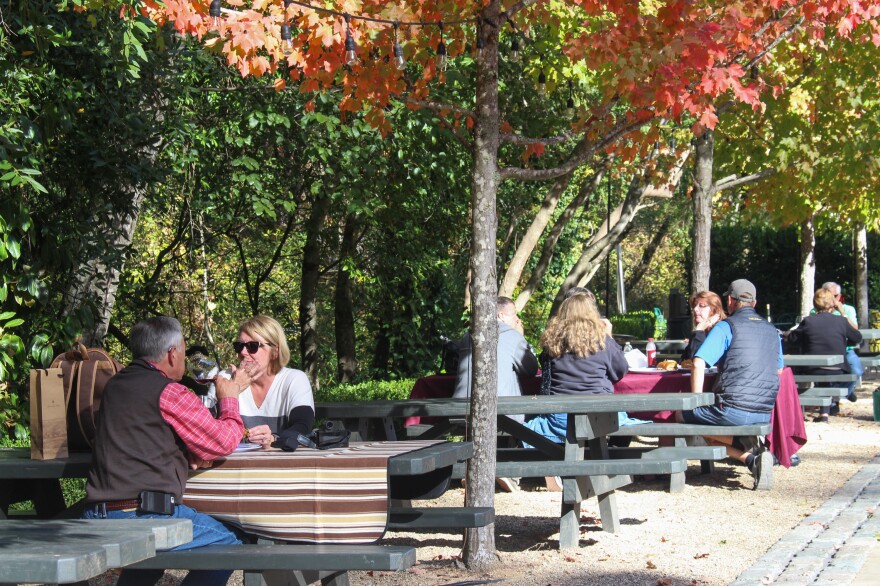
[724,279,756,303]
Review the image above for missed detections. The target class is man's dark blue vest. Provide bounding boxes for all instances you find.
[715,306,781,413]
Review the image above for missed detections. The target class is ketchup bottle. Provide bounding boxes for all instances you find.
[646,338,657,367]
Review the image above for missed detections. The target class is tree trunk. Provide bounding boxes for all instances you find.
[798,216,816,318]
[550,171,645,315]
[547,148,690,316]
[691,131,715,293]
[626,215,673,293]
[461,2,500,569]
[62,189,145,347]
[335,214,359,383]
[854,223,869,328]
[299,195,330,388]
[514,167,604,311]
[498,168,576,298]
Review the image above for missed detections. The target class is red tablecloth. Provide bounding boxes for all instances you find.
[613,371,708,422]
[407,369,806,468]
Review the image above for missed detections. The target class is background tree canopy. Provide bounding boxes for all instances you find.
[1,1,878,443]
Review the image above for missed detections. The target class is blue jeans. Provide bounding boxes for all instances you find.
[82,503,241,586]
[682,404,771,426]
[846,349,864,398]
[523,412,568,446]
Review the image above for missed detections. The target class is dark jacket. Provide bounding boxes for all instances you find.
[787,312,862,374]
[680,330,708,361]
[85,359,189,504]
[543,336,629,396]
[715,307,781,413]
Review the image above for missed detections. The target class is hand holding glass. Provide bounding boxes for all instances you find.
[187,354,218,384]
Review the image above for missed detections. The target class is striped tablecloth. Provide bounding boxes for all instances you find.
[184,440,442,543]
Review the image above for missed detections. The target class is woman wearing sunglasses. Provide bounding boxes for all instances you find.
[213,315,315,449]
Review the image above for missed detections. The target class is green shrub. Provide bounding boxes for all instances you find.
[610,309,667,339]
[315,379,415,402]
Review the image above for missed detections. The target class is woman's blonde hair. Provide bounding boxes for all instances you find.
[814,288,836,312]
[238,315,290,374]
[541,295,608,358]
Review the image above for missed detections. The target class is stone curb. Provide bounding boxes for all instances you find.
[730,457,880,585]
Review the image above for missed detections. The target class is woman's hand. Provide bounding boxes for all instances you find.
[695,314,720,331]
[215,365,253,400]
[247,424,274,447]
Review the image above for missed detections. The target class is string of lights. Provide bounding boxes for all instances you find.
[206,0,577,111]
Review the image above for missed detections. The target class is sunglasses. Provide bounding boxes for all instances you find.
[232,340,273,354]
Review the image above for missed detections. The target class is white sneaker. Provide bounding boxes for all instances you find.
[495,477,520,492]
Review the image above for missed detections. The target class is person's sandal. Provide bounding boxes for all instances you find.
[544,476,563,492]
[813,414,829,423]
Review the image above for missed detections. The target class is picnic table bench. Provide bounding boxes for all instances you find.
[0,442,475,586]
[0,518,192,584]
[129,543,417,586]
[316,392,715,548]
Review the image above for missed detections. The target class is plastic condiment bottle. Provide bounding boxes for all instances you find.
[646,338,657,367]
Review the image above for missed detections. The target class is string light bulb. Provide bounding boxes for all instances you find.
[510,37,520,63]
[436,22,447,72]
[209,0,222,31]
[537,71,547,95]
[392,23,406,70]
[343,14,357,65]
[280,23,293,56]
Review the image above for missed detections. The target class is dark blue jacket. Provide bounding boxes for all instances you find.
[715,307,781,413]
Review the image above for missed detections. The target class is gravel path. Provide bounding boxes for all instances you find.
[87,380,880,586]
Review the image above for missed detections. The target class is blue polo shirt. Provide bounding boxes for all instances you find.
[695,321,784,369]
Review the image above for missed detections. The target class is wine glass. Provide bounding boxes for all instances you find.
[187,353,219,385]
[186,352,219,409]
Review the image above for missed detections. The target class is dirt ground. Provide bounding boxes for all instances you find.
[86,379,880,586]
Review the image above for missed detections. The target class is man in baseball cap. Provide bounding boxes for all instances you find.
[724,279,757,303]
[677,279,783,490]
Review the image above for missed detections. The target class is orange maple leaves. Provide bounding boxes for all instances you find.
[133,0,879,142]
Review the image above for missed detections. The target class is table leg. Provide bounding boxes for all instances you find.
[0,478,66,519]
[576,414,625,535]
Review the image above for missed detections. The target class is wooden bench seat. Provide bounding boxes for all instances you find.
[128,543,417,586]
[792,373,856,384]
[387,506,494,530]
[450,454,688,480]
[607,422,770,492]
[608,422,770,437]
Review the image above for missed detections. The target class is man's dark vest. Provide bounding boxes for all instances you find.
[715,306,781,413]
[85,359,189,503]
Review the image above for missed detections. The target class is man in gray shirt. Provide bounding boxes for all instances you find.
[452,296,539,492]
[453,296,540,402]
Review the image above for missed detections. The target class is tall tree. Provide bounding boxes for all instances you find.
[81,0,880,565]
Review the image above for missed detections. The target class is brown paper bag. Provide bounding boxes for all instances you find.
[30,368,69,460]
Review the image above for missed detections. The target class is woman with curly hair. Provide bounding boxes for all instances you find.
[525,294,629,445]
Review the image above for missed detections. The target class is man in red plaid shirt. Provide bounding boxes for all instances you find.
[83,316,252,586]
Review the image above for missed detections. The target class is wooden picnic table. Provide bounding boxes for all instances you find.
[782,354,844,367]
[0,518,192,584]
[0,442,472,520]
[859,329,880,340]
[316,392,714,548]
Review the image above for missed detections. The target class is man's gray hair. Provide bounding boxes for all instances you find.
[497,296,516,314]
[129,316,184,361]
[821,281,841,294]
